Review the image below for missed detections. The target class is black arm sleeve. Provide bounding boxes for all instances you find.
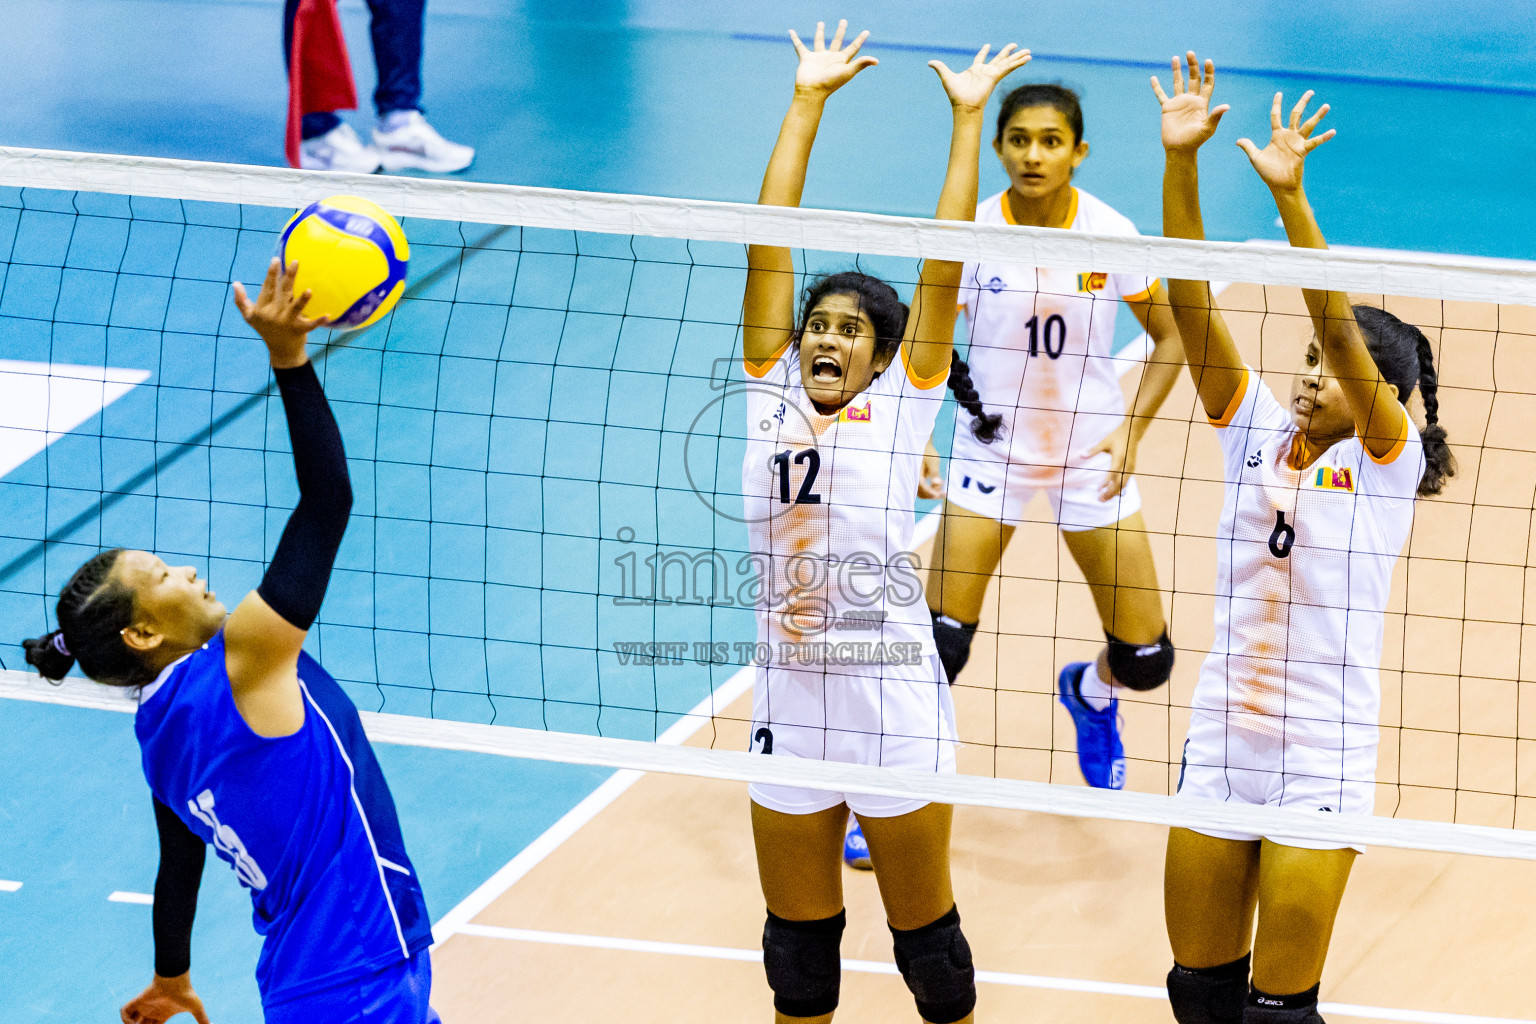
[256,361,354,631]
[152,797,206,978]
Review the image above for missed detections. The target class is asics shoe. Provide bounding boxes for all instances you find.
[1057,661,1126,790]
[373,111,475,173]
[843,815,873,870]
[299,123,382,173]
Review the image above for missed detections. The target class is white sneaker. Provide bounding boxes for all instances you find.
[299,123,383,173]
[373,111,475,173]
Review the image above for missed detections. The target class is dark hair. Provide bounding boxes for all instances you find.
[22,548,150,687]
[949,352,1005,443]
[996,83,1084,145]
[797,272,1004,444]
[1351,305,1456,497]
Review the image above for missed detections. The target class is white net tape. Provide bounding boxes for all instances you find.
[6,146,1536,859]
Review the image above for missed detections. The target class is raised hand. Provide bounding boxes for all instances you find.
[1151,52,1229,153]
[231,258,330,369]
[789,20,877,97]
[1237,91,1335,194]
[929,43,1031,113]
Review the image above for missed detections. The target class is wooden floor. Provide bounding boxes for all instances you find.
[433,287,1536,1021]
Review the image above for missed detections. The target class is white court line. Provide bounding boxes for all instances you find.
[0,880,21,892]
[430,665,757,944]
[107,891,153,905]
[452,923,1536,1024]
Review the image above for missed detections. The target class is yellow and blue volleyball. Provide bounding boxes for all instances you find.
[278,195,410,330]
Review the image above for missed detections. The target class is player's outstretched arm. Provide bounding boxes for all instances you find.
[903,43,1031,381]
[1154,53,1245,421]
[744,20,877,374]
[1238,92,1406,458]
[224,259,350,736]
[122,799,210,1024]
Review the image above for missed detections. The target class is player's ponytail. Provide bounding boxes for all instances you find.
[1413,329,1455,497]
[23,548,149,687]
[948,352,1006,444]
[1352,305,1456,497]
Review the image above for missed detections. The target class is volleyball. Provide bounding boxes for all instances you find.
[278,195,410,330]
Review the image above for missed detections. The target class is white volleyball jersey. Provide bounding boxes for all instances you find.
[958,188,1158,475]
[741,343,947,668]
[1195,369,1425,748]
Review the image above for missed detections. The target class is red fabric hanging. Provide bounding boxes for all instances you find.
[285,0,359,168]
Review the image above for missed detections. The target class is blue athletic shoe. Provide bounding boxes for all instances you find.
[843,815,873,870]
[1057,662,1127,790]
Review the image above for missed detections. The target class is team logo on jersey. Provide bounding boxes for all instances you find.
[837,401,872,423]
[1311,466,1354,492]
[1077,272,1108,293]
[1246,449,1263,468]
[961,475,997,494]
[984,276,1005,293]
[188,789,268,890]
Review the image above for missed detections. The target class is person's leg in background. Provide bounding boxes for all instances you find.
[366,0,475,173]
[284,0,382,171]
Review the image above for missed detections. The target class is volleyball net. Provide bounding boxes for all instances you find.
[4,146,1536,859]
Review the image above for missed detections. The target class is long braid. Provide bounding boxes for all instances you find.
[1414,331,1455,497]
[948,351,1005,444]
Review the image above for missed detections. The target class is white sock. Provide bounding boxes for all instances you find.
[1076,660,1115,712]
[378,110,420,133]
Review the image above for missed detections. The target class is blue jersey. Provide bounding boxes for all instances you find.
[135,631,432,1008]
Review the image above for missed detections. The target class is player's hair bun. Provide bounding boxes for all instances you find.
[23,630,75,682]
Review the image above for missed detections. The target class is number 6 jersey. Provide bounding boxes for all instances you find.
[741,343,947,666]
[1198,368,1426,748]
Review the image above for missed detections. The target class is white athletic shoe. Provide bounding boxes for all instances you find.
[372,111,475,173]
[299,123,383,173]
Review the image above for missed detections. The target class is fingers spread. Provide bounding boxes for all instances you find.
[845,29,869,60]
[1269,92,1284,130]
[1151,76,1169,103]
[1305,128,1337,152]
[928,59,953,78]
[788,29,806,55]
[1170,56,1185,95]
[1300,102,1329,136]
[813,21,825,50]
[1290,89,1314,130]
[231,280,253,316]
[830,18,846,51]
[1235,138,1260,159]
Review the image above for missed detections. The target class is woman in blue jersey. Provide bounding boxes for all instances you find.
[24,260,437,1024]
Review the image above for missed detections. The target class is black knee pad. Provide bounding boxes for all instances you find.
[1246,984,1324,1023]
[931,612,978,684]
[1166,955,1249,1024]
[890,905,976,1024]
[1106,630,1175,692]
[763,908,845,1018]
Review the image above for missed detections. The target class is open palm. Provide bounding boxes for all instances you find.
[790,20,877,96]
[1237,91,1335,193]
[1151,52,1229,152]
[929,43,1031,112]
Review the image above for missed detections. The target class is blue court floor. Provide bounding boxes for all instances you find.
[3,2,1536,1020]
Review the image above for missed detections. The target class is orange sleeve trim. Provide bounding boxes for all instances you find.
[1122,279,1161,305]
[903,346,950,391]
[743,338,793,379]
[1207,368,1250,428]
[1362,410,1411,465]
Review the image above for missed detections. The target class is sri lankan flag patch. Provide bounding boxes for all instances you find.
[1312,466,1354,492]
[837,401,872,423]
[1077,272,1108,293]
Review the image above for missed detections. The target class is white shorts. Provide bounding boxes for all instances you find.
[1176,711,1377,852]
[747,655,957,818]
[946,426,1141,531]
